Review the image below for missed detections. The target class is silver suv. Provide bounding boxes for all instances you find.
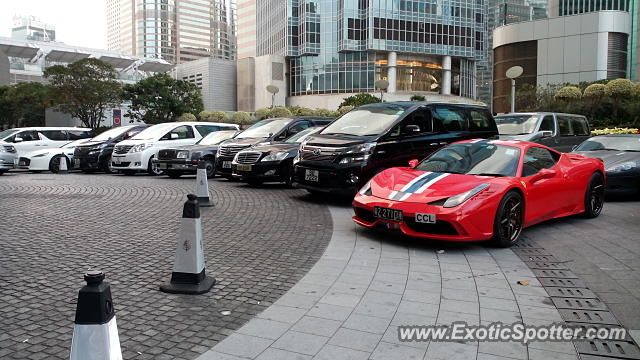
[495,112,591,152]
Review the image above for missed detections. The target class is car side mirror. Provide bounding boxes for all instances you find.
[402,125,420,135]
[14,137,23,143]
[540,130,553,138]
[408,159,419,168]
[531,168,556,183]
[170,133,179,139]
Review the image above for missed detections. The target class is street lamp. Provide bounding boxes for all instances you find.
[375,79,389,102]
[505,66,523,113]
[266,85,279,108]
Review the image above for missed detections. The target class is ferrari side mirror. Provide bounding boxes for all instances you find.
[408,159,419,168]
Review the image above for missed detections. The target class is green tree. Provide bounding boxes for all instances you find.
[255,108,271,120]
[44,58,122,130]
[200,110,228,122]
[231,111,251,125]
[288,106,316,116]
[554,86,582,101]
[269,106,293,118]
[410,94,426,101]
[583,84,606,119]
[122,73,204,124]
[177,113,197,122]
[339,93,381,108]
[605,79,633,119]
[338,105,355,116]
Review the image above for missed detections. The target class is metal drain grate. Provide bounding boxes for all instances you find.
[512,240,543,248]
[525,261,570,270]
[565,322,633,341]
[546,287,597,298]
[539,277,586,288]
[558,309,620,325]
[512,248,551,256]
[575,339,640,359]
[517,255,559,262]
[552,297,607,310]
[532,269,578,278]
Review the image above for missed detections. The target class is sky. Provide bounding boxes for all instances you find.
[0,0,107,49]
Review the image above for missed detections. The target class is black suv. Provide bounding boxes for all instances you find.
[215,116,333,179]
[74,124,149,173]
[294,102,499,195]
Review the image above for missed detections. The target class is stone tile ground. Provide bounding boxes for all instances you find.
[0,172,332,359]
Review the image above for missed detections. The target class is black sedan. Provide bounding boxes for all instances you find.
[232,127,323,186]
[573,134,640,195]
[153,130,239,178]
[74,124,149,173]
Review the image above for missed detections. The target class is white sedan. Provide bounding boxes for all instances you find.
[18,139,90,173]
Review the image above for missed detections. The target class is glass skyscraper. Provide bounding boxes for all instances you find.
[250,0,487,99]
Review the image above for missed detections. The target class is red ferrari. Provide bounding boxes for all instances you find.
[352,139,605,247]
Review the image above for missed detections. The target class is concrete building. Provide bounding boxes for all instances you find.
[11,16,56,42]
[236,55,286,111]
[174,56,237,111]
[236,0,486,110]
[0,37,173,85]
[492,11,632,112]
[106,0,237,64]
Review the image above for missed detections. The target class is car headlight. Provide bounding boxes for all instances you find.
[177,151,190,159]
[358,179,373,195]
[262,152,289,162]
[340,142,376,164]
[441,184,491,208]
[607,161,636,173]
[32,153,49,158]
[131,143,152,153]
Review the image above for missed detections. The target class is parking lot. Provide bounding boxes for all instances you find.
[1,171,639,359]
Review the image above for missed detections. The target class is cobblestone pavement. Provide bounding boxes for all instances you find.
[0,172,332,360]
[200,198,640,360]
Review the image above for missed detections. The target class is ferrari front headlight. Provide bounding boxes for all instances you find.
[442,183,491,208]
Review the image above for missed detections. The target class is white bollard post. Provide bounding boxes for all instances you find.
[58,155,68,174]
[195,160,212,207]
[70,271,122,360]
[160,194,216,294]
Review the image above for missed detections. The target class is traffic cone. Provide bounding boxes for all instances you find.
[58,155,68,174]
[160,194,216,295]
[195,160,212,207]
[70,271,123,360]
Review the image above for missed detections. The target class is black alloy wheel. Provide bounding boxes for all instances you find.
[492,191,524,247]
[582,172,605,218]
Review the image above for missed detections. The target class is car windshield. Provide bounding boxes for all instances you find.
[495,115,540,135]
[575,136,640,152]
[198,131,237,145]
[286,127,322,143]
[0,129,18,140]
[131,124,174,140]
[416,142,521,177]
[62,139,88,148]
[236,119,292,139]
[89,127,132,142]
[320,104,407,136]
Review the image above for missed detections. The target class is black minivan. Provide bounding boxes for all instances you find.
[294,102,499,195]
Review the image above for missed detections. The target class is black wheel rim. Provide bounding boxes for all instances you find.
[52,157,60,172]
[151,161,162,175]
[500,197,523,242]
[206,161,214,177]
[590,181,605,215]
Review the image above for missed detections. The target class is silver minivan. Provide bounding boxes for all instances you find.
[495,112,591,152]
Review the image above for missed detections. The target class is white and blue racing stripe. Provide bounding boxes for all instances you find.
[398,172,450,201]
[387,172,433,200]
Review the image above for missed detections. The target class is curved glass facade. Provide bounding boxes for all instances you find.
[280,0,486,98]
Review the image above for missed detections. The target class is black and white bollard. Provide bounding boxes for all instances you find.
[58,155,68,174]
[195,160,212,207]
[70,271,123,360]
[160,194,216,295]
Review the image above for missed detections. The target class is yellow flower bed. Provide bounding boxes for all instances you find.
[592,127,638,135]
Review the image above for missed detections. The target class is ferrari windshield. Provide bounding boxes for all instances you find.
[495,115,540,135]
[575,136,640,152]
[417,142,521,177]
[197,130,237,145]
[320,103,407,137]
[236,118,292,139]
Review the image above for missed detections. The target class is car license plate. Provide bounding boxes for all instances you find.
[18,160,26,166]
[158,163,169,169]
[113,158,123,165]
[223,161,232,169]
[374,206,403,221]
[237,164,252,172]
[415,213,436,224]
[305,169,319,182]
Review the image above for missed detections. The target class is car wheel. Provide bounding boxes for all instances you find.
[121,170,137,176]
[147,157,163,176]
[0,170,5,176]
[49,155,68,173]
[204,159,215,178]
[491,191,525,247]
[166,170,183,179]
[103,156,114,174]
[582,172,605,218]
